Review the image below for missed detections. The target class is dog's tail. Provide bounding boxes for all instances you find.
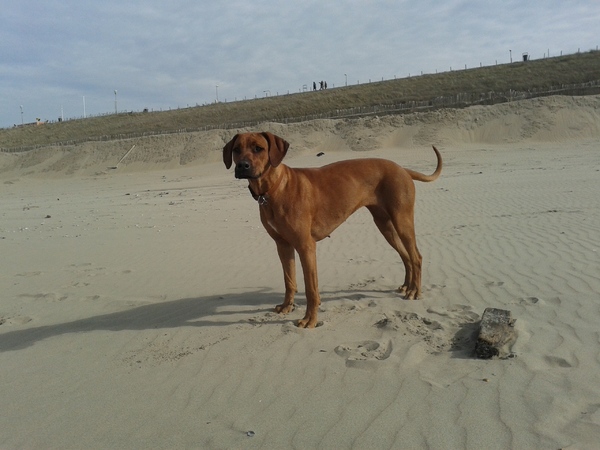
[405,145,442,182]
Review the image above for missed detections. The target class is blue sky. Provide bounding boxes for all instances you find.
[1,0,598,128]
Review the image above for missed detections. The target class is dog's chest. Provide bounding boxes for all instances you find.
[260,206,279,234]
[267,219,279,234]
[260,204,292,237]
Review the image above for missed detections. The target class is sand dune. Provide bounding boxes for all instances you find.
[1,95,600,448]
[2,95,599,179]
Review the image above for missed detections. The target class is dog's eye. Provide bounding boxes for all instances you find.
[253,146,264,153]
[232,147,241,154]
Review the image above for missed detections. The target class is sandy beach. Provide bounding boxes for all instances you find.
[1,95,599,449]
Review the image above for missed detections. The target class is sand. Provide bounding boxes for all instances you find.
[1,95,599,449]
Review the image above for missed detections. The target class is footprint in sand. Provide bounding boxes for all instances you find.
[347,277,378,290]
[15,271,43,277]
[519,296,540,305]
[18,292,69,302]
[0,315,33,326]
[517,296,561,306]
[374,305,481,355]
[427,304,480,324]
[544,355,577,368]
[334,340,392,367]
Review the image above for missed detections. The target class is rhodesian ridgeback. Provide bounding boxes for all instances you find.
[223,132,442,328]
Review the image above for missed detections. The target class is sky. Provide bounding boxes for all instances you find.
[1,0,599,129]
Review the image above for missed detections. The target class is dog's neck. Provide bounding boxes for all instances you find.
[248,167,285,205]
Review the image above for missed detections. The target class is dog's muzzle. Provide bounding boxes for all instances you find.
[235,160,254,179]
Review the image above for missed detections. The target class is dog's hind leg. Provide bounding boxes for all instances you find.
[367,205,415,296]
[389,211,422,300]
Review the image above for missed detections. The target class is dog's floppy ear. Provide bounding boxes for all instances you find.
[262,132,289,167]
[222,134,239,169]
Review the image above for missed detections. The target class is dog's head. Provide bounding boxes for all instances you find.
[223,132,289,179]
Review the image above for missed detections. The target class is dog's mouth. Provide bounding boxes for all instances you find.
[235,169,260,179]
[235,171,252,179]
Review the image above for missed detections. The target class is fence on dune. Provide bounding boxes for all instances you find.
[2,79,599,153]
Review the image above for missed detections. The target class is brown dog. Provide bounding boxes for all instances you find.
[223,132,442,328]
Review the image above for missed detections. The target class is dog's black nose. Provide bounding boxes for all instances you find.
[236,160,251,171]
[235,160,252,178]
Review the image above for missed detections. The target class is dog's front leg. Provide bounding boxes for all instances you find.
[296,241,320,328]
[274,240,297,314]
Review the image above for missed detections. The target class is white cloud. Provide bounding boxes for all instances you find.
[1,0,598,126]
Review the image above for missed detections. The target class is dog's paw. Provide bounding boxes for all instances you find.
[274,303,295,314]
[297,316,320,328]
[398,285,420,300]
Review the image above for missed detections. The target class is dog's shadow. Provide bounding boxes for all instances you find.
[0,288,290,352]
[1,287,419,352]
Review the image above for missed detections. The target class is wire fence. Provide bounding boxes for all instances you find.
[2,79,599,153]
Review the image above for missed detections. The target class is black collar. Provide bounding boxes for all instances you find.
[248,185,267,205]
[248,172,284,205]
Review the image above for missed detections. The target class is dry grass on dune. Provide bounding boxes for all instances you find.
[1,50,600,151]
